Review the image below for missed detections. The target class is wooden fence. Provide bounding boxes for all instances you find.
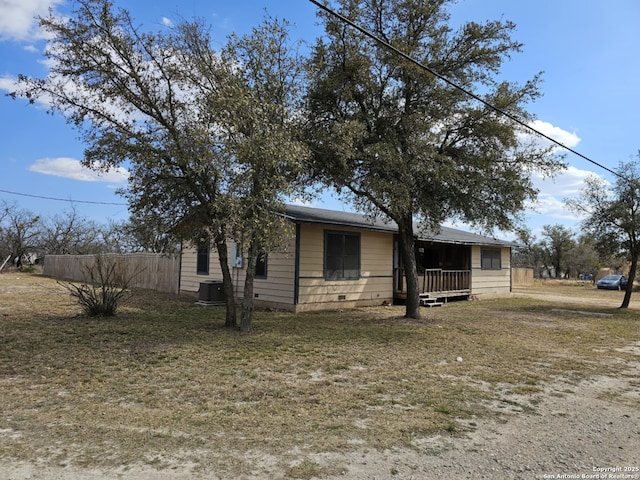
[512,267,534,286]
[43,253,181,294]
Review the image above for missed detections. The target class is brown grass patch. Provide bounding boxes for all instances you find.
[1,272,639,476]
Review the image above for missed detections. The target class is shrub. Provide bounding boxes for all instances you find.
[60,255,137,317]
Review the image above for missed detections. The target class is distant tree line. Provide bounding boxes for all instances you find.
[512,224,624,280]
[0,200,176,268]
[514,156,640,310]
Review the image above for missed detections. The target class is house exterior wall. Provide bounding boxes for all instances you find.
[295,224,393,311]
[179,221,511,310]
[253,249,297,307]
[180,243,219,293]
[470,245,512,296]
[179,223,394,311]
[180,238,297,308]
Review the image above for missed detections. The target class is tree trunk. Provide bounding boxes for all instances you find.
[214,233,237,329]
[397,218,421,319]
[240,236,258,333]
[620,255,638,309]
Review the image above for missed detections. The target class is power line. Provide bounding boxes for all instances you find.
[0,188,128,206]
[3,3,631,211]
[307,0,626,183]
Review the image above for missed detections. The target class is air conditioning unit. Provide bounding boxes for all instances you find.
[198,281,225,304]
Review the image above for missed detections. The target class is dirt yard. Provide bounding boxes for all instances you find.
[1,275,639,479]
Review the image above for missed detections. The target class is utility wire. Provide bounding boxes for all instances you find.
[0,188,128,206]
[308,0,626,183]
[2,3,630,207]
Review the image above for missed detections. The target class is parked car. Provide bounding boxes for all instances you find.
[596,274,628,290]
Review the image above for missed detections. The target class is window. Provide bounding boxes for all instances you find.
[481,248,501,270]
[255,252,268,278]
[324,231,360,280]
[196,236,210,275]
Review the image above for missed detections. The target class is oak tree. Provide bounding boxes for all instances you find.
[305,0,563,318]
[13,0,308,330]
[540,224,575,278]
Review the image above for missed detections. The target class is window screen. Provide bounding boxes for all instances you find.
[324,231,360,280]
[481,248,501,270]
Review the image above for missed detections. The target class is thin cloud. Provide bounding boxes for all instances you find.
[526,165,600,219]
[161,17,174,28]
[525,119,581,151]
[0,74,60,113]
[532,165,594,197]
[29,158,129,183]
[0,0,63,42]
[0,76,18,93]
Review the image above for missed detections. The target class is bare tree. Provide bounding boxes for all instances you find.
[59,254,138,317]
[0,200,40,269]
[37,205,104,255]
[512,227,547,276]
[107,214,179,254]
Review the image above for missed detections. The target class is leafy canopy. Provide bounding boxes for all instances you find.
[306,0,564,232]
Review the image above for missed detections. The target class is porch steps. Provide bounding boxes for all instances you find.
[419,293,443,308]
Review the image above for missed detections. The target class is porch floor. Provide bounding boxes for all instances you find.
[395,289,470,301]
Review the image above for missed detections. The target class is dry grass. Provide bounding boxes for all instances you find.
[518,277,638,299]
[1,272,639,477]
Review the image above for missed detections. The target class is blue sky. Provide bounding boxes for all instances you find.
[1,0,639,240]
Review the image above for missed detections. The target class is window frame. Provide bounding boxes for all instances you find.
[324,230,361,281]
[255,252,268,279]
[481,248,502,270]
[196,236,210,275]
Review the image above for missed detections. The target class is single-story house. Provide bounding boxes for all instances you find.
[179,204,515,312]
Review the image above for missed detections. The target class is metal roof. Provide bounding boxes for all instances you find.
[284,204,514,247]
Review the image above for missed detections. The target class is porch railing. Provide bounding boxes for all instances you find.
[394,268,470,296]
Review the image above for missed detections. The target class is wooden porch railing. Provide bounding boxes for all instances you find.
[394,268,471,296]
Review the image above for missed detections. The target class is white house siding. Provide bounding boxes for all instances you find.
[253,251,296,306]
[470,245,512,296]
[179,239,296,308]
[296,224,394,310]
[179,247,212,293]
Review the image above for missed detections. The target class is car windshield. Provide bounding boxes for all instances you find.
[602,275,621,281]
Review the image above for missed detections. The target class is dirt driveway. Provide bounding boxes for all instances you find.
[513,285,639,309]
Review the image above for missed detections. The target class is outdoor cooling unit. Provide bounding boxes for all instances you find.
[198,280,225,305]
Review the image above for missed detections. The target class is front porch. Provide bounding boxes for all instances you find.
[393,239,472,302]
[393,268,471,301]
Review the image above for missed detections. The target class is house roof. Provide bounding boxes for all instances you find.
[283,204,514,247]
